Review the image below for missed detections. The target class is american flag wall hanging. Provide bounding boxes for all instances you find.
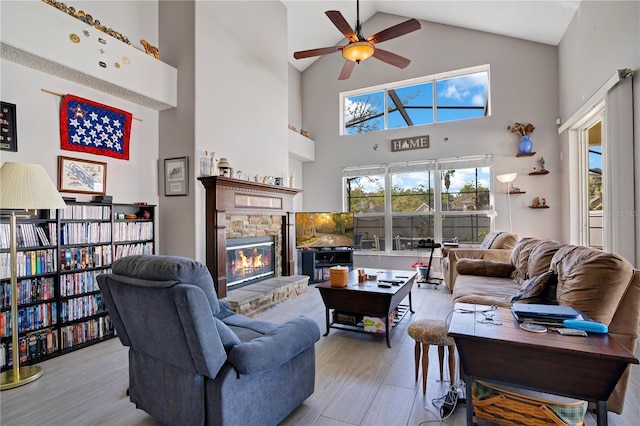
[60,94,132,160]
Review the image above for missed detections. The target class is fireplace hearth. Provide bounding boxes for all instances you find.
[226,236,275,288]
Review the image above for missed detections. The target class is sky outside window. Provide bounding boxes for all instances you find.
[343,67,490,134]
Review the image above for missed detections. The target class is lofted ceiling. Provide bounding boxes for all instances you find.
[283,0,582,72]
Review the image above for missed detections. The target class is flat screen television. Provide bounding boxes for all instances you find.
[295,212,355,249]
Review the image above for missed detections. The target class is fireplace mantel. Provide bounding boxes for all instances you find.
[198,176,302,298]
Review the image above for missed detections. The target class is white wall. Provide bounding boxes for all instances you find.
[158,0,196,258]
[157,1,290,262]
[300,13,561,241]
[557,0,640,266]
[288,63,303,131]
[1,1,161,221]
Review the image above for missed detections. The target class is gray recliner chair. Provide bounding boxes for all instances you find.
[97,254,320,426]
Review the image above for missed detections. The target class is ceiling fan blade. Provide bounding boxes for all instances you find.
[372,48,411,69]
[338,60,356,80]
[366,19,421,44]
[326,10,358,43]
[293,46,343,60]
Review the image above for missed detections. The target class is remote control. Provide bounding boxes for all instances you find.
[562,319,608,333]
[377,283,392,288]
[378,279,403,284]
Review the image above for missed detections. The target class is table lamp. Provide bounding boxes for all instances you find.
[496,173,517,232]
[0,162,67,390]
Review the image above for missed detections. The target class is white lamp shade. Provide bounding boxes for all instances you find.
[0,162,67,210]
[496,173,517,183]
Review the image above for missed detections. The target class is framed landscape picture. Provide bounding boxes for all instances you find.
[58,156,107,195]
[164,156,188,196]
[0,101,17,152]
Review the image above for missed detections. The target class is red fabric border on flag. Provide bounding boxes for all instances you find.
[60,94,131,160]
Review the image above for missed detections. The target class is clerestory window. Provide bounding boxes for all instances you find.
[341,65,490,135]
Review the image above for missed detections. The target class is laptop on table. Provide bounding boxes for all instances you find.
[511,303,582,325]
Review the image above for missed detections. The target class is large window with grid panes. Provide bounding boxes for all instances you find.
[344,156,493,252]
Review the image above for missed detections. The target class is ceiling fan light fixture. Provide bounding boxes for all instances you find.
[342,41,374,63]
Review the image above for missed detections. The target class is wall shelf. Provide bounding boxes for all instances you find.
[510,191,527,194]
[516,152,536,157]
[529,206,550,209]
[529,170,550,175]
[1,1,177,110]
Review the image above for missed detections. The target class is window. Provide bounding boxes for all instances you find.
[387,82,433,130]
[436,72,489,122]
[344,156,493,252]
[342,65,489,135]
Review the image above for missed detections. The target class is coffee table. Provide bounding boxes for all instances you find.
[316,269,417,347]
[448,303,639,426]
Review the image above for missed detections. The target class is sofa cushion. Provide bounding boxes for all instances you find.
[480,231,518,249]
[551,246,634,325]
[452,275,518,308]
[222,314,280,342]
[526,240,564,280]
[509,238,542,284]
[111,255,220,315]
[213,317,241,351]
[510,270,557,303]
[456,259,515,278]
[509,238,561,285]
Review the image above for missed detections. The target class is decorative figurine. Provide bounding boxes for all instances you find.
[542,198,547,206]
[532,196,540,207]
[140,39,160,59]
[539,157,546,171]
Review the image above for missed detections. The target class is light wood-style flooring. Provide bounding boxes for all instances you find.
[1,281,638,425]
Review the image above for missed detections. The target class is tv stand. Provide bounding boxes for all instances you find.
[300,249,353,283]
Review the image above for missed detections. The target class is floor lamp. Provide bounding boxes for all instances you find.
[0,162,67,390]
[496,173,517,232]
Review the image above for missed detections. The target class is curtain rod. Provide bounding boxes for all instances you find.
[558,68,632,133]
[41,89,143,122]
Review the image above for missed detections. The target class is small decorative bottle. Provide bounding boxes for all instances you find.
[200,150,211,177]
[209,151,217,176]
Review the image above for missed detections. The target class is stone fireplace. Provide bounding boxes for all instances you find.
[198,176,301,298]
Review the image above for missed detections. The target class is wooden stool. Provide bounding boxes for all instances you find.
[407,319,456,395]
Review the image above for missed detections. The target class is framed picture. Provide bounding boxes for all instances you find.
[1,101,17,152]
[164,156,189,196]
[58,155,107,195]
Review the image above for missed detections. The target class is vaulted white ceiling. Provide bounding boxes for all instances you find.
[284,0,582,72]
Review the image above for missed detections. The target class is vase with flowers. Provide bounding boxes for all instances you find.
[508,122,535,154]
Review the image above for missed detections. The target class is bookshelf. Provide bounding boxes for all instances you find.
[0,202,155,370]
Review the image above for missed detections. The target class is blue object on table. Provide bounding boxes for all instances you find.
[563,319,608,333]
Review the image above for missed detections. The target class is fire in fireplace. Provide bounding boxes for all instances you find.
[226,236,275,288]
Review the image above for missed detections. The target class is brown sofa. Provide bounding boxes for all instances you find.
[452,237,640,414]
[442,231,519,293]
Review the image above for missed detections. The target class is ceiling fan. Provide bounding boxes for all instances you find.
[293,0,421,80]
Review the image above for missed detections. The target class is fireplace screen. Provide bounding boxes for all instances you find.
[226,236,275,288]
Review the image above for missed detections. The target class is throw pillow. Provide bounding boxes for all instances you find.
[456,258,515,278]
[480,231,502,249]
[510,270,558,303]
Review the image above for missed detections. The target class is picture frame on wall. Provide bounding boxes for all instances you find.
[164,156,189,196]
[58,155,107,195]
[1,101,18,152]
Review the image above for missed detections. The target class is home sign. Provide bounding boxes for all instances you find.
[390,135,429,152]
